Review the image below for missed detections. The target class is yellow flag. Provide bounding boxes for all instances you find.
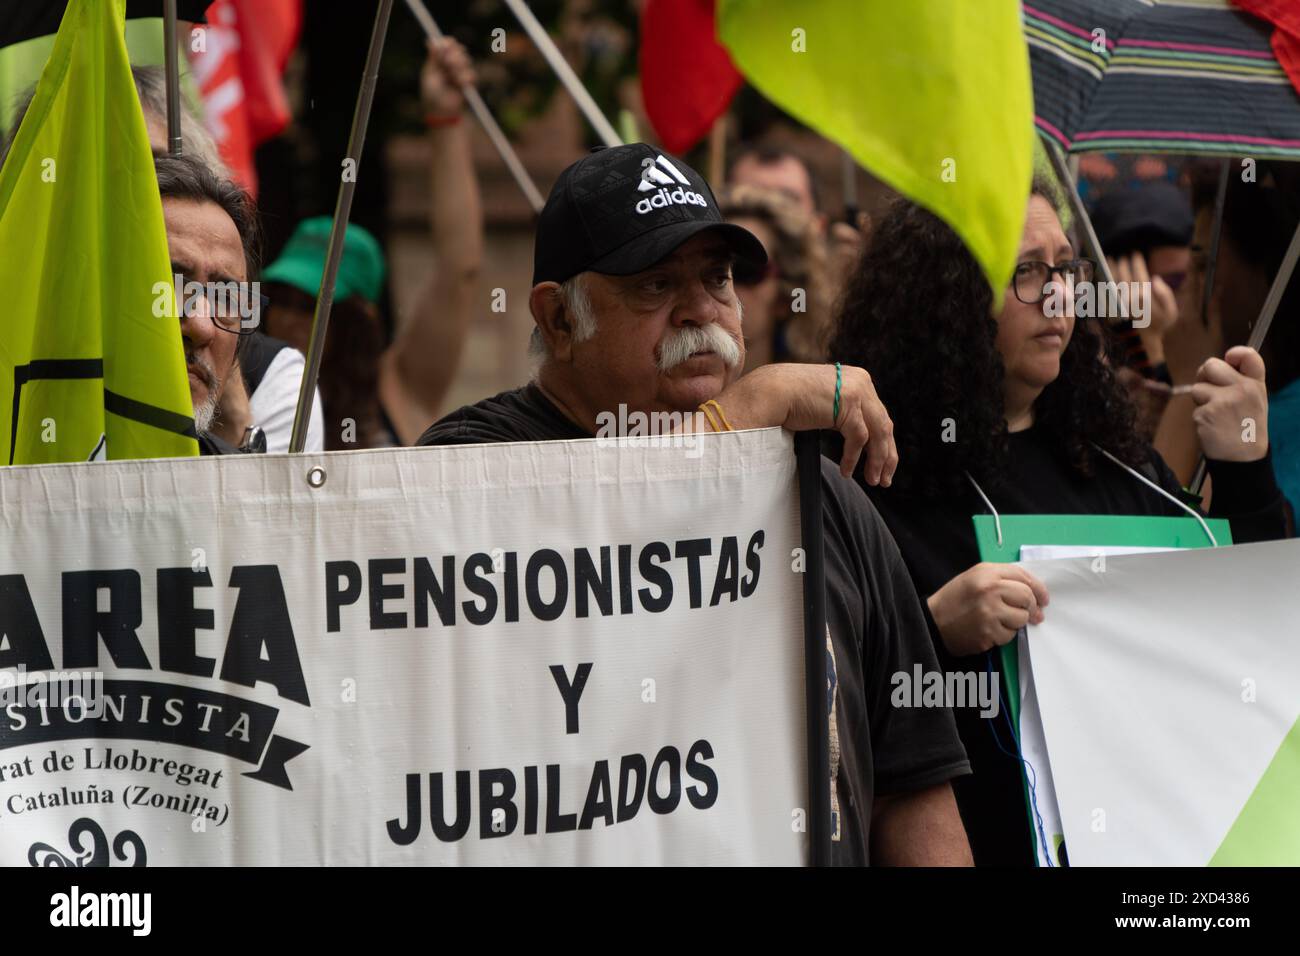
[0,0,197,465]
[718,0,1034,293]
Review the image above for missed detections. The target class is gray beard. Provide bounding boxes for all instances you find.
[193,394,219,434]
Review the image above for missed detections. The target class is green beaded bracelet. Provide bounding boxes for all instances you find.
[833,362,843,425]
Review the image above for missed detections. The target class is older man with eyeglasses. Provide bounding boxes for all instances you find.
[154,153,280,456]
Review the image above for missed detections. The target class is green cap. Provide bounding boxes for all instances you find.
[262,216,386,305]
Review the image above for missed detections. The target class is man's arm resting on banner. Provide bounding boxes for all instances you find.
[675,362,900,485]
[871,782,973,866]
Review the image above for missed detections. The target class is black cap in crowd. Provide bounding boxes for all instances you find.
[532,143,767,286]
[1090,181,1194,257]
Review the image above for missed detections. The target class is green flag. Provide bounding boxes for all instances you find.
[718,0,1034,294]
[0,0,197,465]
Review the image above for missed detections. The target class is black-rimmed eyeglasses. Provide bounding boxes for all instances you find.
[1011,258,1096,305]
[172,273,267,336]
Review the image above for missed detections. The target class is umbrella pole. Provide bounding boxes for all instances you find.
[501,0,622,148]
[1041,134,1158,374]
[163,0,182,155]
[1040,134,1115,287]
[1188,215,1300,496]
[402,0,545,214]
[1245,217,1300,352]
[288,0,396,454]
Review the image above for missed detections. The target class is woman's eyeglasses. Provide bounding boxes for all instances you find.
[1011,258,1096,305]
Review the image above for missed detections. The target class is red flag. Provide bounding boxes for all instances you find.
[188,0,300,196]
[639,0,741,154]
[1232,0,1300,97]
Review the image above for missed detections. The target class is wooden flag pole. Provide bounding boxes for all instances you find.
[707,114,726,186]
[402,0,545,213]
[288,0,396,453]
[163,0,182,155]
[501,0,622,148]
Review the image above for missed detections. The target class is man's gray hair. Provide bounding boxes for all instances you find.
[130,65,227,173]
[155,152,261,370]
[529,272,598,359]
[155,152,260,279]
[2,65,227,172]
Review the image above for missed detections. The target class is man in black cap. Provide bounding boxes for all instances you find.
[419,144,973,866]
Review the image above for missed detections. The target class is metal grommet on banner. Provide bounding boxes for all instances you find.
[306,466,327,489]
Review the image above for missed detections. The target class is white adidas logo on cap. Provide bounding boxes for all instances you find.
[635,154,709,214]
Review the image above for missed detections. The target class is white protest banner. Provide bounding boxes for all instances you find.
[0,428,808,865]
[1019,539,1300,866]
[1015,544,1177,868]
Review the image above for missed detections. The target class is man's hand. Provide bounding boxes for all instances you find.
[1190,346,1269,462]
[927,563,1049,658]
[718,363,898,485]
[420,37,475,118]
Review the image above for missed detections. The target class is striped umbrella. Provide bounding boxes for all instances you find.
[1026,0,1300,159]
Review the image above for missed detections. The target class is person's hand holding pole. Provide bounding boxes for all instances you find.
[1190,345,1269,462]
[421,37,474,120]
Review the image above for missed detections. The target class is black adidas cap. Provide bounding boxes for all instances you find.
[532,143,767,286]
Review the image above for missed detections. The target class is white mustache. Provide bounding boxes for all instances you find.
[656,323,742,373]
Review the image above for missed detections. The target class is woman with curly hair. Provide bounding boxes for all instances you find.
[718,184,832,370]
[827,179,1292,866]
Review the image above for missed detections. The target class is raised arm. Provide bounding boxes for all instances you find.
[379,37,484,444]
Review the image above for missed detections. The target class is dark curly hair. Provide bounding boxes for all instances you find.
[828,180,1148,497]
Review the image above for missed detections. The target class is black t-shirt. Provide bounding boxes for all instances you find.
[417,383,591,446]
[420,385,971,865]
[849,424,1293,866]
[198,432,240,456]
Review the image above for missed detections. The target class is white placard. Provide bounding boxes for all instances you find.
[1019,540,1300,866]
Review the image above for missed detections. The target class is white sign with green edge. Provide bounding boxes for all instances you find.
[973,513,1232,866]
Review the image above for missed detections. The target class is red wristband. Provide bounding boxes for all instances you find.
[424,113,462,128]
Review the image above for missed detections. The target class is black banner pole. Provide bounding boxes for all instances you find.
[794,431,831,866]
